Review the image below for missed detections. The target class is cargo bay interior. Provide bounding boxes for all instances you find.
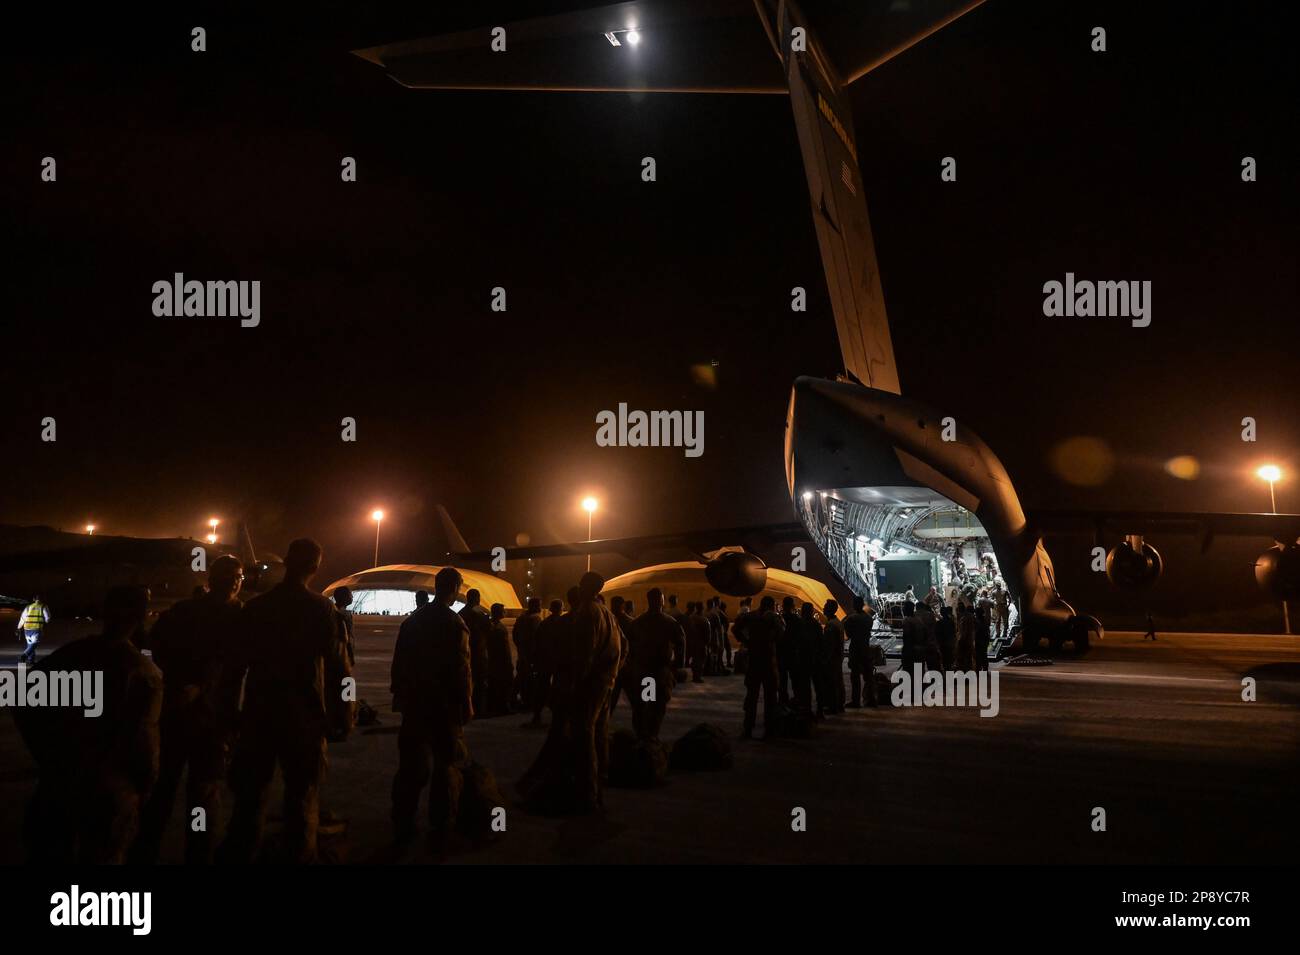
[797,486,1017,636]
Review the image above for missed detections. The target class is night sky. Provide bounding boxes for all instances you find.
[5,1,1296,621]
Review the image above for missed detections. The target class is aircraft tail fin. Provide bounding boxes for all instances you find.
[234,522,259,569]
[767,0,902,393]
[432,506,471,559]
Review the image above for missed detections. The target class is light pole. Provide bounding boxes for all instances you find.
[208,517,220,546]
[85,523,96,535]
[1255,465,1288,633]
[1257,464,1281,514]
[372,509,385,567]
[582,497,598,572]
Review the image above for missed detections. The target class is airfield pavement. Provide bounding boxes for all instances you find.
[1,616,1297,865]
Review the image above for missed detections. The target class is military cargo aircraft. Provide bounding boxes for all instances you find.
[354,0,1300,650]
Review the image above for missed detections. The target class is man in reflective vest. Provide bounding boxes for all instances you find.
[17,595,50,664]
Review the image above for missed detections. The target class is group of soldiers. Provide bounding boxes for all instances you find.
[15,540,353,865]
[730,594,882,739]
[12,540,961,862]
[900,588,994,674]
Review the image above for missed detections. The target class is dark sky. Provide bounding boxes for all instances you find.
[4,1,1297,615]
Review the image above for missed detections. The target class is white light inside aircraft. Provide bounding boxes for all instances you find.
[603,31,621,46]
[802,491,812,501]
[626,29,641,45]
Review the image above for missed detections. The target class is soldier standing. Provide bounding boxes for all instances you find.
[220,539,352,864]
[132,556,245,864]
[16,586,161,864]
[390,566,475,849]
[739,596,784,739]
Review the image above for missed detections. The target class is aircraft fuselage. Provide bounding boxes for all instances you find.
[785,375,1099,647]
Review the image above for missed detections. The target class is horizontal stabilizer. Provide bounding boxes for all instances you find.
[354,0,785,93]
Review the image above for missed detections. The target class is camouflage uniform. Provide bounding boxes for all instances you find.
[739,609,783,736]
[17,633,162,864]
[844,609,876,706]
[220,581,352,864]
[390,602,473,841]
[627,609,684,740]
[132,591,244,864]
[460,603,493,717]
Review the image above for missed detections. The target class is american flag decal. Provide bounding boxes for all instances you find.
[841,160,856,195]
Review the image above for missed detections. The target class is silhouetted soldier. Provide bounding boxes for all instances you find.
[955,603,977,670]
[708,597,728,673]
[739,595,783,739]
[684,602,711,682]
[778,596,800,705]
[975,604,992,671]
[415,590,430,609]
[132,556,245,865]
[936,605,957,671]
[512,597,542,710]
[16,585,161,864]
[528,597,567,725]
[1143,613,1158,641]
[609,595,635,716]
[667,594,685,626]
[718,599,733,668]
[798,603,825,717]
[390,567,474,849]
[519,574,621,813]
[994,586,1010,639]
[485,602,514,715]
[821,600,845,714]
[627,588,683,740]
[220,539,352,864]
[332,586,356,666]
[567,573,622,809]
[460,589,492,717]
[844,596,876,707]
[915,600,941,672]
[900,601,919,676]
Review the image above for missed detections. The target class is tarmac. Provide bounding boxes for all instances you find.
[1,616,1297,864]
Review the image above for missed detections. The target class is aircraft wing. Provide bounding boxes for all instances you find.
[353,0,986,391]
[353,0,785,93]
[1029,509,1300,549]
[456,520,806,562]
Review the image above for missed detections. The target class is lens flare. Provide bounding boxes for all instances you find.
[1048,436,1115,486]
[1164,455,1201,480]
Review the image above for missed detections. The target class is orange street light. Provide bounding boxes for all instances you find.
[85,523,96,535]
[1257,465,1282,513]
[581,497,598,571]
[372,509,385,567]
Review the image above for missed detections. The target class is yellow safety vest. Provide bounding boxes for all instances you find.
[21,602,47,631]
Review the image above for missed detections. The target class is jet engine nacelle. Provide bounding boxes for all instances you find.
[1255,542,1300,601]
[1105,539,1163,590]
[705,551,768,597]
